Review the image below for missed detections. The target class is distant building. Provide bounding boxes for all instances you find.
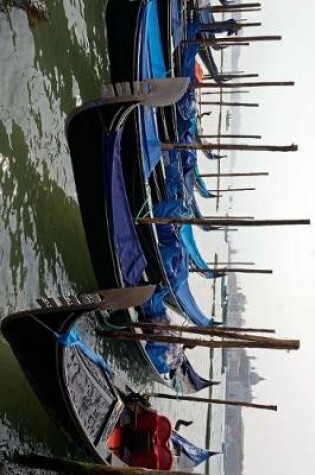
[223,271,264,475]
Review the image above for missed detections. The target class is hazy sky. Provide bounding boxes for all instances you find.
[196,1,315,473]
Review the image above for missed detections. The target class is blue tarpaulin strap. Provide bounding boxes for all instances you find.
[59,328,114,378]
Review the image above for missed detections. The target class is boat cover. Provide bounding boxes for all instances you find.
[140,0,167,79]
[164,149,185,201]
[171,431,219,471]
[171,0,183,49]
[174,357,218,393]
[194,166,217,199]
[180,224,221,279]
[152,201,215,327]
[177,90,197,123]
[103,130,147,285]
[181,23,201,79]
[145,340,184,374]
[138,0,165,179]
[139,106,162,179]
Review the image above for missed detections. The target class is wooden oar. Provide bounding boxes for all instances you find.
[198,135,262,140]
[199,172,268,177]
[150,393,277,412]
[199,101,259,107]
[101,330,300,350]
[162,142,297,152]
[189,267,272,274]
[120,321,276,336]
[183,36,282,45]
[195,81,295,89]
[138,217,310,227]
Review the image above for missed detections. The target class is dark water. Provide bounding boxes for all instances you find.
[0,0,111,471]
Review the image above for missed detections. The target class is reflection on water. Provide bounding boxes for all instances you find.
[0,0,110,466]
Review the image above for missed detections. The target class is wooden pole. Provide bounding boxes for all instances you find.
[183,36,281,45]
[138,217,310,227]
[150,393,277,412]
[207,42,250,47]
[202,22,263,29]
[196,3,261,12]
[208,188,256,192]
[203,74,258,79]
[192,216,255,219]
[199,101,259,107]
[210,8,261,13]
[101,330,300,350]
[196,81,295,89]
[161,142,298,152]
[189,267,272,274]
[206,261,255,266]
[14,454,193,475]
[238,22,262,28]
[120,321,276,336]
[197,24,262,31]
[219,70,245,75]
[217,327,275,333]
[201,91,251,94]
[198,135,262,140]
[198,172,268,176]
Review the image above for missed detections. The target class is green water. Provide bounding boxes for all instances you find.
[0,0,110,469]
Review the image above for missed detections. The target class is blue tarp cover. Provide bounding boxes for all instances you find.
[171,431,218,470]
[59,328,114,377]
[171,0,183,48]
[140,0,167,79]
[180,224,220,279]
[138,0,165,179]
[177,358,219,393]
[103,130,147,286]
[175,280,215,327]
[145,341,183,374]
[181,24,200,79]
[140,106,162,179]
[164,149,185,201]
[158,247,215,327]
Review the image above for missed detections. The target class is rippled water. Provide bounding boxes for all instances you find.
[0,2,226,473]
[0,0,110,470]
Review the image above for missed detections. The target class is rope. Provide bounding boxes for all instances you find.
[29,313,61,339]
[174,376,184,398]
[135,197,151,222]
[98,311,128,330]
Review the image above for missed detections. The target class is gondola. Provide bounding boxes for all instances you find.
[1,287,174,467]
[1,286,217,470]
[106,0,221,322]
[66,1,218,389]
[65,80,217,393]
